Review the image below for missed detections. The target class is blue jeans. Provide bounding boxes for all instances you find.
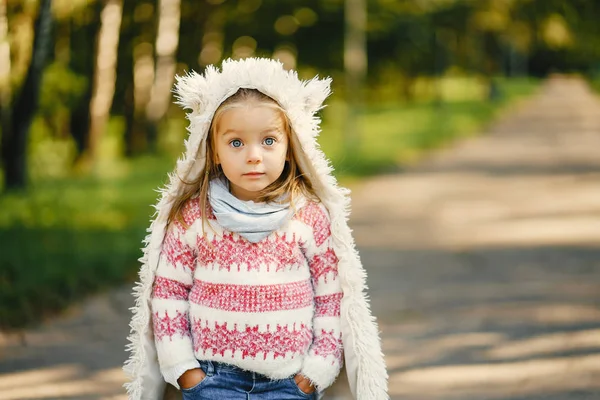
[181,360,317,400]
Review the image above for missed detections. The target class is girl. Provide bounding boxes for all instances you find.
[124,58,388,400]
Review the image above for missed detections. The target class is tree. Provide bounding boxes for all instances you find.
[0,0,11,170]
[82,0,123,167]
[145,0,181,152]
[344,0,367,152]
[115,0,156,156]
[1,0,53,190]
[69,0,103,159]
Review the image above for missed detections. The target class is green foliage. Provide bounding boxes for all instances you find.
[588,70,600,94]
[0,156,172,328]
[319,76,540,176]
[39,62,88,112]
[590,81,600,95]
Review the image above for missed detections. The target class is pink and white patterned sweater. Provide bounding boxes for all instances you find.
[151,197,343,391]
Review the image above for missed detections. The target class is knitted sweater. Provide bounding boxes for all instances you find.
[151,197,343,391]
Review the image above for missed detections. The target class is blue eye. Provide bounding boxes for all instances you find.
[263,137,275,146]
[230,139,243,148]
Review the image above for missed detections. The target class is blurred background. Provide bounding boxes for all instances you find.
[2,0,600,399]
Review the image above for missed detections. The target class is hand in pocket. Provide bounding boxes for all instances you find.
[178,368,206,390]
[294,374,316,394]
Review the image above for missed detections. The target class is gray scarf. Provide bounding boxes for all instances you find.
[208,178,292,243]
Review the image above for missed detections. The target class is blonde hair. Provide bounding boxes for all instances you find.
[167,88,317,232]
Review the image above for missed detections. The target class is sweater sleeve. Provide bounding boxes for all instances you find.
[151,201,201,389]
[297,202,343,391]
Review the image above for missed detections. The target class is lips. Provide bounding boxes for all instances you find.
[244,172,264,176]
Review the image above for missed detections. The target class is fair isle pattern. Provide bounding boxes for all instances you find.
[180,196,216,224]
[153,310,191,341]
[181,198,202,225]
[196,232,305,272]
[189,280,314,312]
[192,319,313,359]
[312,329,344,363]
[196,233,305,271]
[315,293,343,317]
[163,228,196,271]
[293,201,331,247]
[309,248,339,283]
[150,198,344,390]
[152,276,189,301]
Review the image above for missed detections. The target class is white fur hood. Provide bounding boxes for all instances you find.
[123,57,389,399]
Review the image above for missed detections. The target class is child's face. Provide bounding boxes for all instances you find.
[214,104,289,201]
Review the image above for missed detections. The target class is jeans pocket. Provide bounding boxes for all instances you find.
[287,377,316,398]
[181,373,211,395]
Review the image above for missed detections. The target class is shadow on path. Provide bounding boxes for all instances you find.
[344,76,600,399]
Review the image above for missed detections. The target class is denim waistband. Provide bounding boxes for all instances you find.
[199,360,250,375]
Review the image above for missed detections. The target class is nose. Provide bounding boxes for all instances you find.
[246,145,262,164]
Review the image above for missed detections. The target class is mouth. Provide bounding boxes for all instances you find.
[244,172,265,176]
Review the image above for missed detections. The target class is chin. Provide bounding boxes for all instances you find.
[234,185,266,198]
[245,185,269,193]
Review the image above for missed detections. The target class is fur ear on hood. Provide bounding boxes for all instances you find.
[301,76,332,114]
[174,60,331,115]
[124,57,388,400]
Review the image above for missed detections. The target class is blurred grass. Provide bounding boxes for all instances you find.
[0,76,540,329]
[0,156,172,328]
[589,76,600,94]
[321,76,540,175]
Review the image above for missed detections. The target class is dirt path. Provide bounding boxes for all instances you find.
[2,76,600,400]
[348,76,600,400]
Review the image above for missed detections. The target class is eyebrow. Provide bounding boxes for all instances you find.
[220,129,239,137]
[220,127,284,137]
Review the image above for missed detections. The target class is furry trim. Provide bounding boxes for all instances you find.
[123,58,388,399]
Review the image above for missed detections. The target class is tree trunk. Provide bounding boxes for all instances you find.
[69,0,102,159]
[2,0,53,190]
[130,43,154,155]
[123,57,136,157]
[118,0,136,157]
[343,0,367,153]
[83,0,123,167]
[0,0,12,175]
[145,0,181,152]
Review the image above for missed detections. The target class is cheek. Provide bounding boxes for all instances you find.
[277,148,288,167]
[279,142,290,161]
[215,143,233,165]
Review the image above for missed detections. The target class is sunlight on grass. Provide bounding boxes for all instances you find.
[0,156,173,328]
[589,76,600,95]
[320,77,539,176]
